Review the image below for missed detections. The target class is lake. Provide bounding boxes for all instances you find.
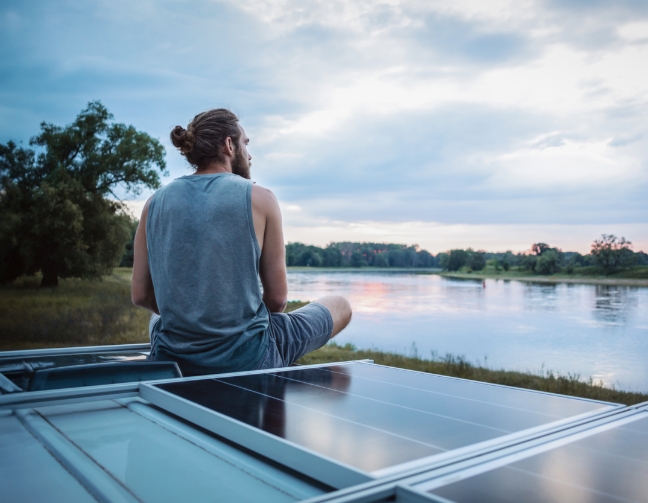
[286,271,648,392]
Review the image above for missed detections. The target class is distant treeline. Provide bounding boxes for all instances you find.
[286,242,435,268]
[439,236,648,275]
[120,231,647,276]
[286,235,647,275]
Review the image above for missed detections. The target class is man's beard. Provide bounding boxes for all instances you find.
[231,147,251,179]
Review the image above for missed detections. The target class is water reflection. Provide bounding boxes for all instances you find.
[287,271,648,391]
[522,283,559,313]
[593,285,638,325]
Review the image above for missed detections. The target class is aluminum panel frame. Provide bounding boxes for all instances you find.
[0,360,370,411]
[0,382,140,410]
[146,359,374,386]
[0,343,151,360]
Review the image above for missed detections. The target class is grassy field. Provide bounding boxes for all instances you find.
[0,268,309,351]
[2,269,646,404]
[0,269,149,350]
[298,343,648,405]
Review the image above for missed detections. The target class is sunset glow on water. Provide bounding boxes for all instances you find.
[287,271,648,392]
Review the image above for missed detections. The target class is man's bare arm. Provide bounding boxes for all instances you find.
[253,185,288,313]
[131,198,159,314]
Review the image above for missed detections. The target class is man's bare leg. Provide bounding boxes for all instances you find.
[314,295,352,338]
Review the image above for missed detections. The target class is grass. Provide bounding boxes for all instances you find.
[0,269,150,350]
[297,343,648,405]
[0,268,309,351]
[2,269,646,404]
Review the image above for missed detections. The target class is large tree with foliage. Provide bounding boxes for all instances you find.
[0,101,166,286]
[591,234,635,274]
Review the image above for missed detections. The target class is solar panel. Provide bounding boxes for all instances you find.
[141,362,619,489]
[416,408,648,503]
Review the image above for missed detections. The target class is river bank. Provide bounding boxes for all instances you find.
[299,343,648,406]
[287,266,648,287]
[439,271,648,287]
[288,266,441,273]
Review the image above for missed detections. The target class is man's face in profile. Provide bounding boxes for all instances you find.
[232,124,251,180]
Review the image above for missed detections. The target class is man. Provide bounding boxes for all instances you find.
[132,109,352,375]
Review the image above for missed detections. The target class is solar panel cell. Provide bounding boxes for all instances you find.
[277,366,599,444]
[158,373,443,471]
[425,414,648,503]
[334,364,610,419]
[150,362,617,486]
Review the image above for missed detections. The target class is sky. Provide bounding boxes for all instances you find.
[1,0,647,253]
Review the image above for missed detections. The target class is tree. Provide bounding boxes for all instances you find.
[521,254,537,272]
[591,234,635,274]
[350,251,367,267]
[416,249,433,268]
[468,250,486,271]
[0,101,166,286]
[536,250,560,275]
[564,252,584,274]
[286,241,435,268]
[285,242,305,266]
[446,249,468,271]
[321,245,342,267]
[374,252,389,267]
[635,251,648,266]
[119,219,139,267]
[387,247,406,267]
[437,252,449,270]
[298,249,323,267]
[523,243,564,274]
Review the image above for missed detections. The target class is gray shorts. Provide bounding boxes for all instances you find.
[148,302,333,371]
[254,302,333,370]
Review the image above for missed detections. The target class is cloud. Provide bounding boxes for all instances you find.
[1,0,647,250]
[282,219,648,254]
[608,134,643,147]
[399,14,535,66]
[252,100,647,226]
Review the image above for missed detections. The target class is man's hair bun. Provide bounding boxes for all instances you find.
[170,125,195,154]
[170,109,240,171]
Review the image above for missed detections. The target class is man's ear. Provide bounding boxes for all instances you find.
[224,137,235,156]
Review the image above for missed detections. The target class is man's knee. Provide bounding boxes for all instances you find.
[336,296,352,328]
[315,295,352,337]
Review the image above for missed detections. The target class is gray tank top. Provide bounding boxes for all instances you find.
[146,173,269,374]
